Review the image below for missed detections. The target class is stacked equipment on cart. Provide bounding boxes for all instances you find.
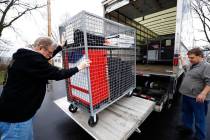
[60,11,136,127]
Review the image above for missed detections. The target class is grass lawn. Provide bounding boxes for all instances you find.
[0,71,5,85]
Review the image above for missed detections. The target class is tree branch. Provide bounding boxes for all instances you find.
[202,1,210,23]
[192,0,210,43]
[18,2,34,9]
[3,4,45,28]
[202,0,210,12]
[0,0,46,37]
[0,0,14,27]
[0,38,12,46]
[199,1,210,25]
[204,21,210,32]
[198,11,210,42]
[0,0,10,4]
[203,14,210,23]
[0,9,4,13]
[199,2,210,42]
[194,38,209,43]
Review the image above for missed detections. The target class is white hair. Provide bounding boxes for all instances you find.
[33,37,57,49]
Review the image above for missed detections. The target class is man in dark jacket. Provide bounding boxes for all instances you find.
[0,37,90,140]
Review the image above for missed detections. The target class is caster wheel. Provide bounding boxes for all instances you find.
[88,115,98,127]
[166,100,172,109]
[167,103,172,109]
[69,104,77,113]
[127,90,133,97]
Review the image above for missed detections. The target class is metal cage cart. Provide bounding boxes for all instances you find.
[60,11,136,127]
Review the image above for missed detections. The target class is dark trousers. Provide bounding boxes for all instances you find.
[182,95,209,140]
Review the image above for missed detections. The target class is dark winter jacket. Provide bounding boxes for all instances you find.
[0,47,78,122]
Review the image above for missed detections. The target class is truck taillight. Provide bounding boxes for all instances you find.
[173,57,179,66]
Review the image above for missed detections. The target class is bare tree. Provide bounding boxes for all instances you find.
[0,0,46,37]
[191,0,210,44]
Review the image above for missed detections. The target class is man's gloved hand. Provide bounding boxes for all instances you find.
[179,55,187,66]
[77,59,91,70]
[61,40,67,48]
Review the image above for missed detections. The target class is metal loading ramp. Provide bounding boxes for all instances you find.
[54,96,155,140]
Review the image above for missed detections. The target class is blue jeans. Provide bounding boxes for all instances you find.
[0,118,33,140]
[182,95,209,140]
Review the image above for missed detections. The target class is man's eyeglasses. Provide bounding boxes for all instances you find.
[43,47,53,56]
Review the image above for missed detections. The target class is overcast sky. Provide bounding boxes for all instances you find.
[1,0,103,57]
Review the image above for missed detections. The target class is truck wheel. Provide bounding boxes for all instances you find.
[69,104,77,113]
[88,115,98,127]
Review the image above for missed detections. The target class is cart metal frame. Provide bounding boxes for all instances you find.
[60,11,136,127]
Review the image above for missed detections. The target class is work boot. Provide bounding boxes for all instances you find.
[176,125,193,136]
[192,136,204,140]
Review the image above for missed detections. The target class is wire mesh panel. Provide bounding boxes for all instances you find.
[60,11,136,126]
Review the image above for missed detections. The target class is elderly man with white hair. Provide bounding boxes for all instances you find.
[0,37,90,140]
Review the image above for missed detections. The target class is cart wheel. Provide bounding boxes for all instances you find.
[166,99,172,109]
[127,90,133,97]
[88,115,98,127]
[167,103,172,109]
[69,104,77,113]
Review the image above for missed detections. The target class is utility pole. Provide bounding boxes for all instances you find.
[47,0,51,37]
[47,0,53,90]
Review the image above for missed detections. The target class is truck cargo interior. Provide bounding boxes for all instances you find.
[104,0,177,76]
[103,0,180,110]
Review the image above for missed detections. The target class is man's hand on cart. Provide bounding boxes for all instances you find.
[179,55,187,66]
[77,59,91,70]
[59,40,67,48]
